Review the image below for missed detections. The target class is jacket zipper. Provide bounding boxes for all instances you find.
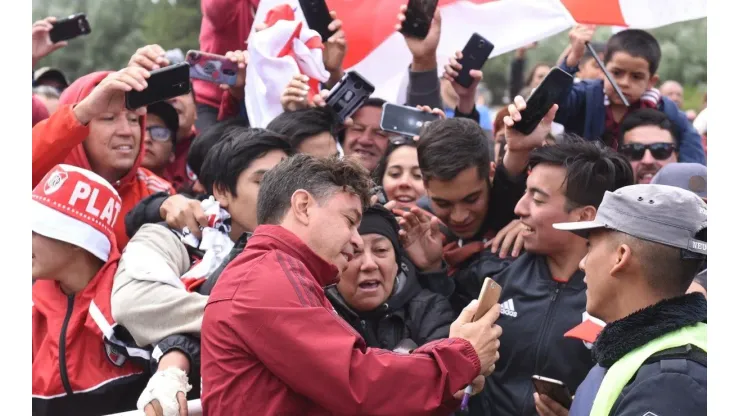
[59,295,75,396]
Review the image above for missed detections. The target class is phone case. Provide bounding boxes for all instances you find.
[325,71,375,121]
[399,0,439,39]
[473,277,502,321]
[455,33,494,88]
[186,50,239,86]
[380,103,440,137]
[125,62,191,110]
[49,13,91,43]
[299,0,335,42]
[532,376,572,409]
[512,67,573,135]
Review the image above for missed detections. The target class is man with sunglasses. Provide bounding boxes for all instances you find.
[142,101,180,179]
[618,108,678,184]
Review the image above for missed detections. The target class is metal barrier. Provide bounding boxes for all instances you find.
[108,400,202,416]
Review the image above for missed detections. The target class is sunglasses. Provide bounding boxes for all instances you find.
[618,143,676,161]
[146,126,173,142]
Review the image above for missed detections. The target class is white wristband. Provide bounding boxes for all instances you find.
[137,367,192,416]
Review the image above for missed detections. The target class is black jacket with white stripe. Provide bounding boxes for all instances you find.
[466,251,594,416]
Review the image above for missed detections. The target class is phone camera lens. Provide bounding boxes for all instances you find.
[353,82,362,89]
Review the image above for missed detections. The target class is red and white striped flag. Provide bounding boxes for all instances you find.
[251,0,706,102]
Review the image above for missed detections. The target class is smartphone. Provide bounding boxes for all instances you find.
[380,103,440,137]
[186,50,238,86]
[49,13,91,43]
[512,67,573,135]
[325,71,375,121]
[372,186,389,205]
[399,0,439,39]
[455,33,494,89]
[473,277,502,321]
[299,0,335,42]
[125,62,191,110]
[532,375,572,409]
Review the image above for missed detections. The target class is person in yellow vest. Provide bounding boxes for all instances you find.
[535,184,707,416]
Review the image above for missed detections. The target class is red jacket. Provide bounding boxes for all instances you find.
[201,225,480,415]
[32,249,149,415]
[31,72,175,247]
[196,0,259,110]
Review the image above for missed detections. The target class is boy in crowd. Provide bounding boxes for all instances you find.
[32,68,175,248]
[556,26,705,165]
[618,108,678,184]
[267,107,342,158]
[141,101,180,179]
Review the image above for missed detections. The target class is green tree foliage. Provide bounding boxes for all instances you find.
[141,0,202,55]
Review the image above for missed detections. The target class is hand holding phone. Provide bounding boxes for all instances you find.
[325,71,375,122]
[125,62,191,110]
[511,67,572,135]
[453,33,494,89]
[532,375,573,409]
[49,13,91,43]
[380,103,441,137]
[74,67,151,125]
[399,0,439,40]
[299,0,336,42]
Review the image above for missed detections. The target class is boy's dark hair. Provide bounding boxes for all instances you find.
[267,107,341,149]
[528,135,634,211]
[417,118,490,182]
[337,97,387,145]
[187,118,244,179]
[579,42,605,66]
[618,108,678,145]
[605,29,662,75]
[257,154,374,225]
[372,136,417,184]
[200,128,293,196]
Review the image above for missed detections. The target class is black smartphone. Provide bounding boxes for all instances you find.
[49,13,91,43]
[325,71,375,122]
[399,0,439,39]
[380,103,440,137]
[125,63,191,110]
[532,375,572,409]
[299,0,335,42]
[454,33,494,89]
[512,67,573,135]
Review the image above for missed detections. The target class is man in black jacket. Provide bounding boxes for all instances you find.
[536,184,707,416]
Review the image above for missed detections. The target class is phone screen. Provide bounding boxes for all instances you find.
[512,67,573,135]
[186,51,238,86]
[380,103,440,137]
[125,63,191,110]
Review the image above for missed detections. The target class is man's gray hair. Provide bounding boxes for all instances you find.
[257,154,374,225]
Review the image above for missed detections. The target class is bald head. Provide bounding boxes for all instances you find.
[660,81,684,108]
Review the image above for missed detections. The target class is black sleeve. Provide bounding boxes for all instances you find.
[612,372,706,416]
[489,163,527,233]
[416,293,455,345]
[152,334,202,399]
[125,192,170,238]
[405,67,444,110]
[454,105,480,124]
[509,57,526,100]
[417,266,455,298]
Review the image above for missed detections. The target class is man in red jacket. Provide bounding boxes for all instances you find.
[201,154,503,415]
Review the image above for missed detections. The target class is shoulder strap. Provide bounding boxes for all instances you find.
[644,344,707,367]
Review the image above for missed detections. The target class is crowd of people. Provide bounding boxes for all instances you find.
[32,3,707,416]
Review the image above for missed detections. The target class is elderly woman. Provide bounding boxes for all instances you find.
[325,205,455,352]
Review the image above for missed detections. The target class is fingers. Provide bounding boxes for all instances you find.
[511,229,525,257]
[455,299,480,325]
[327,15,342,32]
[497,224,523,258]
[506,96,527,124]
[192,203,209,228]
[144,399,164,416]
[50,41,68,52]
[144,403,157,416]
[479,304,502,327]
[542,104,559,125]
[177,391,188,416]
[131,45,168,70]
[490,219,519,252]
[534,393,565,416]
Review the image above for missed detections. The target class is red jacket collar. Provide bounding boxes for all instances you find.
[250,225,340,287]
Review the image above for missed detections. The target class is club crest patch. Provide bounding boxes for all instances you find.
[44,170,68,195]
[104,342,127,367]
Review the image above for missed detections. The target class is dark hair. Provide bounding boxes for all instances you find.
[200,128,293,196]
[337,97,387,145]
[267,107,341,149]
[417,118,490,182]
[579,42,605,66]
[372,136,417,185]
[618,108,678,145]
[528,136,634,211]
[257,154,374,225]
[525,63,551,87]
[605,29,661,75]
[187,118,244,179]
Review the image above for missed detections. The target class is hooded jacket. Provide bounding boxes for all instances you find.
[325,259,455,352]
[201,225,481,415]
[32,71,175,247]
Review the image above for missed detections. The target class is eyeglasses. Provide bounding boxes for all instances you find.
[146,126,173,142]
[618,143,676,161]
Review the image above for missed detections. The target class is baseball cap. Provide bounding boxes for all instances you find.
[33,67,70,90]
[147,101,180,144]
[553,184,707,256]
[650,163,707,200]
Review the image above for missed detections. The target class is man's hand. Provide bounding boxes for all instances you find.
[220,50,248,98]
[323,11,347,87]
[504,95,558,153]
[160,195,208,239]
[534,393,569,416]
[443,51,482,114]
[281,74,311,112]
[486,219,526,258]
[565,24,596,68]
[449,300,503,376]
[73,67,150,125]
[32,17,67,67]
[144,393,188,416]
[397,207,445,271]
[396,5,442,72]
[454,375,485,400]
[129,44,170,71]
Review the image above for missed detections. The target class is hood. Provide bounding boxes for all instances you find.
[59,71,147,189]
[326,257,423,320]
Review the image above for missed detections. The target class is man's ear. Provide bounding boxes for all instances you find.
[610,242,633,277]
[649,74,660,90]
[489,162,496,183]
[290,190,313,226]
[579,205,597,222]
[212,184,231,210]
